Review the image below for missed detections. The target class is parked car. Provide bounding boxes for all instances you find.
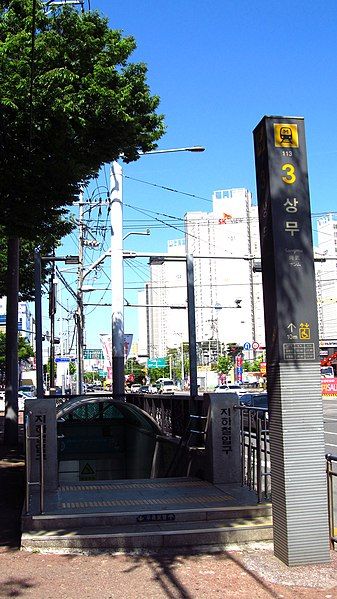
[18,390,37,410]
[138,385,151,394]
[240,392,268,408]
[240,392,269,430]
[214,383,246,396]
[19,384,36,395]
[130,383,142,393]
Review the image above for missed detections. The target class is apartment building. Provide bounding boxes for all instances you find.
[138,189,265,359]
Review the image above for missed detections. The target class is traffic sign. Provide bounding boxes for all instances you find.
[55,357,70,363]
[147,357,167,369]
[243,342,251,350]
[83,349,104,360]
[252,341,260,350]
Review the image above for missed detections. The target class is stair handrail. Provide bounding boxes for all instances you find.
[326,453,337,549]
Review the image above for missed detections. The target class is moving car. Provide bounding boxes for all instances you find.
[156,379,177,394]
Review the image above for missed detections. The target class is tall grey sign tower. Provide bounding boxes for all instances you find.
[253,116,330,565]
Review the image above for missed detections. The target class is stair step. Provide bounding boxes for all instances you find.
[21,515,273,551]
[23,503,272,531]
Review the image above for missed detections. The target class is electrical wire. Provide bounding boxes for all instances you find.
[123,174,213,205]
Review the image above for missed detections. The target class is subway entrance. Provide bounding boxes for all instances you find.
[57,398,161,483]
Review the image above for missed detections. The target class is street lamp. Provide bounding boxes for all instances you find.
[110,146,205,400]
[138,146,205,155]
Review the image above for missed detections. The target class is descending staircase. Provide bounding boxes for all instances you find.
[21,478,273,552]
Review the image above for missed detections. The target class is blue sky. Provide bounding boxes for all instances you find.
[54,0,337,349]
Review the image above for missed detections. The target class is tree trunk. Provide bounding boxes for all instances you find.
[4,236,19,446]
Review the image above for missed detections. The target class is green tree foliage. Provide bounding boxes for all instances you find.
[243,356,264,372]
[0,331,34,380]
[125,358,146,384]
[0,220,73,299]
[0,0,165,240]
[216,354,233,376]
[146,366,170,383]
[69,361,76,375]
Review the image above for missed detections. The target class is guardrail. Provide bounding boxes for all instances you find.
[326,453,337,549]
[236,404,271,503]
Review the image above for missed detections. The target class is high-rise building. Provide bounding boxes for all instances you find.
[138,239,188,359]
[316,214,337,341]
[138,189,265,360]
[185,188,264,350]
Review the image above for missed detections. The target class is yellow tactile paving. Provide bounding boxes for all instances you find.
[60,494,233,510]
[60,480,209,492]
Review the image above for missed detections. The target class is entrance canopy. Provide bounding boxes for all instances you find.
[57,398,162,482]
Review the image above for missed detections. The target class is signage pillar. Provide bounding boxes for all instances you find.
[253,116,330,565]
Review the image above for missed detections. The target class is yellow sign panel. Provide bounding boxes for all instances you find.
[274,123,299,148]
[299,323,311,340]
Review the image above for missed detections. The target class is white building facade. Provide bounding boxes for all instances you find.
[0,297,34,345]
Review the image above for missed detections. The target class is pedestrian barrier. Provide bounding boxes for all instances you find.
[236,405,271,503]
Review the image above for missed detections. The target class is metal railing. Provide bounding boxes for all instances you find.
[25,411,45,515]
[127,393,193,437]
[54,392,194,438]
[326,453,337,549]
[236,405,271,503]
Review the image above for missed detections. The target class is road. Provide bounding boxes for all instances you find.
[323,397,337,457]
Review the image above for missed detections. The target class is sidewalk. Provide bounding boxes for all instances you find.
[0,416,337,598]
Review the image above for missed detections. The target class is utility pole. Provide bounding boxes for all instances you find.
[110,162,125,399]
[76,192,85,394]
[49,253,56,391]
[34,249,44,398]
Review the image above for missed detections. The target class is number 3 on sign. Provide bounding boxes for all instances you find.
[282,163,296,184]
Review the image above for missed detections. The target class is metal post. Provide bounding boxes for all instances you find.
[34,249,44,398]
[256,415,262,503]
[49,257,56,390]
[181,340,184,387]
[25,413,31,513]
[186,255,198,401]
[39,424,45,514]
[110,162,125,399]
[186,253,203,445]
